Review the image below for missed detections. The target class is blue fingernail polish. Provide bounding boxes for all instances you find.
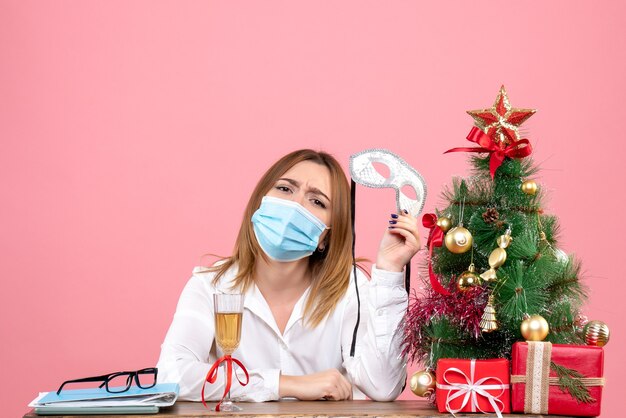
[388,226,395,229]
[391,214,398,219]
[403,209,408,214]
[389,220,397,224]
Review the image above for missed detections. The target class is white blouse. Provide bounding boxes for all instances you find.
[156,264,408,402]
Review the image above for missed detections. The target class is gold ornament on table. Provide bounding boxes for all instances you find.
[457,263,482,292]
[436,216,452,233]
[521,179,538,195]
[444,198,473,254]
[520,314,550,341]
[467,85,536,147]
[582,320,610,347]
[410,369,436,397]
[480,228,512,282]
[480,294,498,333]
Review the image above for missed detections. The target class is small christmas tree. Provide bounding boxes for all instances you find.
[403,86,588,371]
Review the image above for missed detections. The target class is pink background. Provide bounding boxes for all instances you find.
[2,1,624,416]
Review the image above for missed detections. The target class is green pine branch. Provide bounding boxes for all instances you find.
[496,260,549,324]
[546,258,588,302]
[544,302,585,344]
[470,155,539,179]
[423,317,517,368]
[551,361,596,404]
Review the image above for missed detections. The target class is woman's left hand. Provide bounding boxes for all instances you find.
[375,210,421,272]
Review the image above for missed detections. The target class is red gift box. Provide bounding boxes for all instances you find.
[511,342,605,416]
[436,358,510,417]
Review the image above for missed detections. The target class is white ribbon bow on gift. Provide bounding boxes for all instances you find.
[436,359,508,418]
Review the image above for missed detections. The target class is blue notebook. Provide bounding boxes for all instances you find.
[36,383,179,404]
[30,383,179,415]
[35,405,160,415]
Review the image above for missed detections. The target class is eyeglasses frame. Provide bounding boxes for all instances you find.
[56,367,158,395]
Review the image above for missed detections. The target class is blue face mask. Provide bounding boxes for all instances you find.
[251,196,328,262]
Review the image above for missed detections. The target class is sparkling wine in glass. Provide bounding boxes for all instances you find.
[213,293,244,411]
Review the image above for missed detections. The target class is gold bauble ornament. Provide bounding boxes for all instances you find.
[444,226,473,254]
[521,180,538,195]
[437,216,452,233]
[582,320,610,347]
[520,314,550,341]
[457,264,482,292]
[410,369,436,397]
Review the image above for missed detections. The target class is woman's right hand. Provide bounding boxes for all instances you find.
[279,369,352,400]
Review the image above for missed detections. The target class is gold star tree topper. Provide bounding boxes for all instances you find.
[467,86,536,147]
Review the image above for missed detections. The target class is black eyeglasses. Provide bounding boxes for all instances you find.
[56,367,158,395]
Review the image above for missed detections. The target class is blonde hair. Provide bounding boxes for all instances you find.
[208,149,353,327]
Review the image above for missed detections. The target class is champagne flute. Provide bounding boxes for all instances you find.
[213,293,244,411]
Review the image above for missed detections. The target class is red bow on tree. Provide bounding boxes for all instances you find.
[445,127,533,179]
[422,213,451,296]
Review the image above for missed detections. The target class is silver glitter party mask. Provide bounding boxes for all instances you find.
[349,149,427,216]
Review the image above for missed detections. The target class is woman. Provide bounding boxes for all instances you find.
[156,149,421,402]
